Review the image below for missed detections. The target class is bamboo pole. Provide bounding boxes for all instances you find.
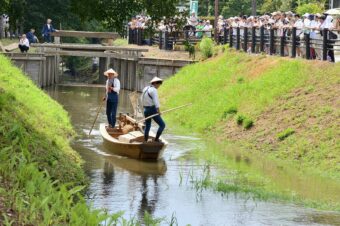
[136,103,192,124]
[88,100,105,136]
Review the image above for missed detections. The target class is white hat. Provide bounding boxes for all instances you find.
[272,12,278,16]
[303,13,310,17]
[104,68,118,77]
[150,76,163,84]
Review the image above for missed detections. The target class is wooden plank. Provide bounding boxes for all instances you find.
[43,50,140,60]
[0,40,5,52]
[31,43,148,52]
[50,30,120,39]
[4,43,18,52]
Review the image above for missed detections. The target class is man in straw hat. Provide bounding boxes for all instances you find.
[103,68,120,128]
[142,76,166,143]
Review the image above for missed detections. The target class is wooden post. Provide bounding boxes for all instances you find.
[322,29,328,61]
[260,26,264,52]
[251,27,256,53]
[159,31,163,49]
[243,27,248,52]
[236,27,240,50]
[214,0,219,43]
[291,27,297,58]
[305,33,311,60]
[229,27,233,48]
[269,28,275,55]
[280,36,285,57]
[223,27,228,44]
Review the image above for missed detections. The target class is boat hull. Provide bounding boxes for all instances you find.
[100,123,167,160]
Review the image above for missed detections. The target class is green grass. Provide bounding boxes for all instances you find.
[277,128,295,141]
[160,49,340,210]
[160,50,310,132]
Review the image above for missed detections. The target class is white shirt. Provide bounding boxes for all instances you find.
[294,19,304,35]
[19,38,29,47]
[106,78,120,94]
[142,86,160,108]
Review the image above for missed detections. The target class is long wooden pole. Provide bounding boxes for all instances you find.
[136,103,192,124]
[88,100,105,136]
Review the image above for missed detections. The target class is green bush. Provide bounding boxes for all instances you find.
[236,114,253,129]
[222,106,238,119]
[296,3,324,15]
[277,128,295,141]
[243,118,254,130]
[236,114,246,125]
[199,37,215,59]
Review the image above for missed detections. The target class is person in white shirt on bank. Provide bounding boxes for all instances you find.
[142,77,165,143]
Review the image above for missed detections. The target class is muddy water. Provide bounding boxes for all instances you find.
[46,85,340,226]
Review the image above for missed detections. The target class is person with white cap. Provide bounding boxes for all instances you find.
[103,68,120,128]
[142,77,166,143]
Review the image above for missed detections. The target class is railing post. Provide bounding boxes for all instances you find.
[280,35,285,57]
[260,26,264,52]
[164,31,169,50]
[291,27,297,58]
[229,27,233,48]
[159,31,163,49]
[269,28,275,55]
[128,28,133,44]
[137,28,142,45]
[305,32,311,60]
[243,27,248,52]
[223,27,228,44]
[322,29,328,61]
[251,27,256,53]
[236,27,240,50]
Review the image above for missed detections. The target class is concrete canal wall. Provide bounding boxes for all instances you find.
[4,47,194,91]
[4,53,59,88]
[109,57,194,91]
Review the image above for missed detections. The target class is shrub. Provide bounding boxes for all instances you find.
[236,114,254,129]
[222,106,238,119]
[277,128,295,141]
[236,114,246,125]
[237,77,245,83]
[199,37,214,59]
[296,3,324,15]
[243,118,254,130]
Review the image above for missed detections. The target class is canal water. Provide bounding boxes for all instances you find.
[46,85,340,226]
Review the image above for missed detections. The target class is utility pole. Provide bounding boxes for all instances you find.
[214,0,219,42]
[252,0,257,16]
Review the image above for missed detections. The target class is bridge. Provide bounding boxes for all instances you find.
[2,30,194,91]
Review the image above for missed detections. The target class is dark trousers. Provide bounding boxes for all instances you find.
[106,93,118,127]
[19,45,29,53]
[144,106,166,141]
[44,34,52,43]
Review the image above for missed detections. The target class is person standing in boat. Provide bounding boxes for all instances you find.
[142,77,166,142]
[103,69,120,128]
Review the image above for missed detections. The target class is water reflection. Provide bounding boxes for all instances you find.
[46,85,340,226]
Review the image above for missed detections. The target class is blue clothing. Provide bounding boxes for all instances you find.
[42,24,56,43]
[144,106,165,142]
[106,93,118,127]
[26,31,36,44]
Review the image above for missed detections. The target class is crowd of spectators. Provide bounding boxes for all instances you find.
[215,11,340,61]
[128,10,340,61]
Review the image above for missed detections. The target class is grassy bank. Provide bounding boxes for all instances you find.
[160,49,340,209]
[0,55,108,224]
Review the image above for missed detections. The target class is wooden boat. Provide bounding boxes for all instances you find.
[100,114,168,160]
